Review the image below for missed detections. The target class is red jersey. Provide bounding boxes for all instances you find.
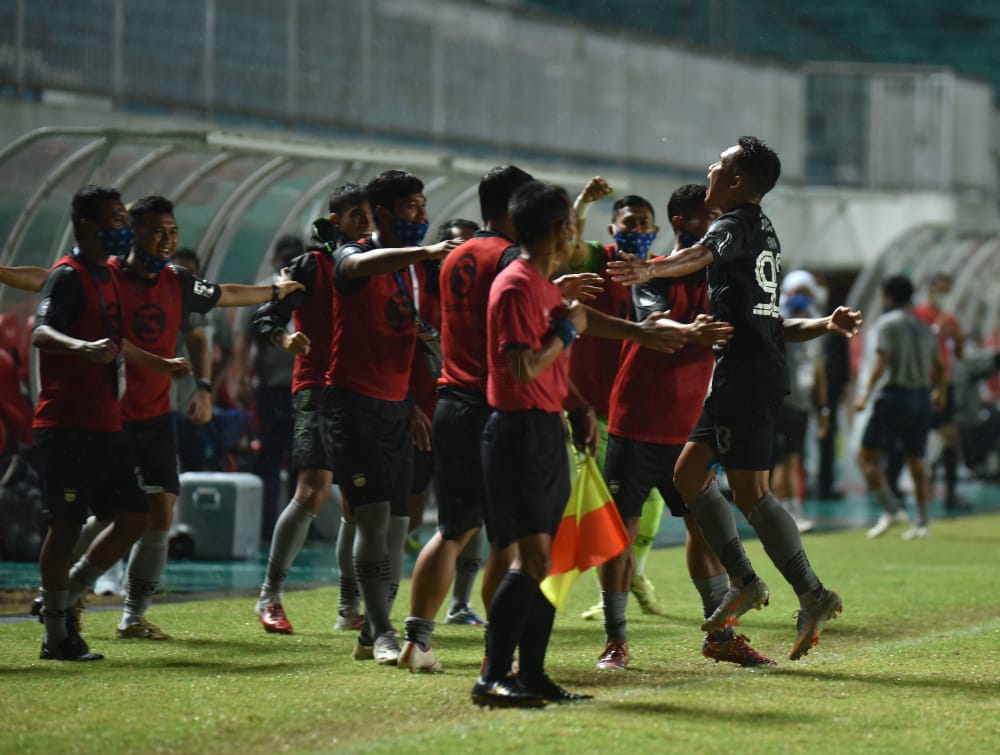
[487,258,568,413]
[912,303,959,379]
[568,242,632,416]
[113,257,184,422]
[438,230,517,395]
[33,255,123,432]
[326,239,416,402]
[608,272,713,445]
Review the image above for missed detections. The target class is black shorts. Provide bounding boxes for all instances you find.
[432,388,491,540]
[124,413,180,495]
[292,388,334,472]
[35,427,147,524]
[861,386,932,458]
[687,390,785,471]
[481,409,570,548]
[324,386,413,516]
[772,404,809,463]
[604,434,687,519]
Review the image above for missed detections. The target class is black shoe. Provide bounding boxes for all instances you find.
[471,677,547,708]
[40,633,104,661]
[518,675,593,703]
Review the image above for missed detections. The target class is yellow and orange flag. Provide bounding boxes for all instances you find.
[540,452,630,612]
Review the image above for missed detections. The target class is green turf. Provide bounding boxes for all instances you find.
[3,515,1000,754]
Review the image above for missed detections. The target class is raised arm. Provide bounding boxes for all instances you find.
[339,238,460,279]
[784,306,863,343]
[0,265,47,293]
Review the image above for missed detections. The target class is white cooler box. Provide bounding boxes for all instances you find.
[170,472,263,560]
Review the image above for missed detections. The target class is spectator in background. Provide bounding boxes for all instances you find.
[231,236,303,541]
[170,248,235,472]
[772,270,828,533]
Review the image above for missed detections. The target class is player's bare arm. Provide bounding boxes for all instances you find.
[339,238,462,279]
[607,244,713,286]
[784,306,863,342]
[0,264,46,292]
[216,267,304,307]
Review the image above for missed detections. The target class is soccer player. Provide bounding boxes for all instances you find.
[599,184,774,670]
[399,166,533,673]
[31,185,179,660]
[324,169,461,665]
[567,181,674,619]
[855,275,944,540]
[609,137,862,660]
[473,180,688,707]
[251,183,373,634]
[10,194,304,642]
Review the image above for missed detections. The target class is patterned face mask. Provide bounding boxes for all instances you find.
[134,244,169,274]
[96,226,135,257]
[614,231,657,260]
[392,217,429,247]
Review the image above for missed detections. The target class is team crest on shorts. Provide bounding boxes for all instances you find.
[352,473,367,488]
[608,480,621,495]
[63,488,77,503]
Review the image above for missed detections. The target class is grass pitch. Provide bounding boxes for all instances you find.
[2,514,999,754]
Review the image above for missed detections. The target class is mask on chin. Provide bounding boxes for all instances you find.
[392,217,429,247]
[614,231,657,260]
[135,245,169,274]
[96,226,135,257]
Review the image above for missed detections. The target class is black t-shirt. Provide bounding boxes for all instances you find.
[699,203,788,397]
[35,263,114,334]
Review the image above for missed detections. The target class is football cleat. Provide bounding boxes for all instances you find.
[398,641,443,673]
[373,631,401,665]
[702,633,777,667]
[116,616,171,640]
[701,579,770,633]
[596,640,629,670]
[444,605,487,626]
[256,602,293,635]
[630,574,667,616]
[471,677,547,708]
[790,589,843,660]
[40,632,103,661]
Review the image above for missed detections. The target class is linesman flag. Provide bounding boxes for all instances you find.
[541,453,630,612]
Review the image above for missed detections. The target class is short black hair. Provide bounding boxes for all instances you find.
[328,182,367,215]
[611,194,655,222]
[365,170,424,215]
[129,195,174,226]
[478,165,534,222]
[666,184,708,220]
[435,218,479,243]
[71,184,122,240]
[171,247,201,272]
[882,275,915,305]
[274,234,305,265]
[734,136,782,196]
[509,181,571,246]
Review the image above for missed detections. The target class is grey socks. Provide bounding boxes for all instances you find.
[602,590,629,643]
[693,572,733,641]
[450,528,484,612]
[337,518,361,617]
[259,499,315,604]
[387,515,409,612]
[688,482,756,586]
[41,588,69,645]
[122,529,169,624]
[748,493,821,597]
[67,556,104,610]
[353,502,393,637]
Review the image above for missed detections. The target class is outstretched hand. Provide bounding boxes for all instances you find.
[688,314,734,346]
[555,272,604,301]
[607,253,653,286]
[827,306,863,337]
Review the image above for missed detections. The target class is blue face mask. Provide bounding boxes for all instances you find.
[614,231,657,260]
[392,217,429,247]
[135,245,169,274]
[96,226,134,257]
[786,293,813,313]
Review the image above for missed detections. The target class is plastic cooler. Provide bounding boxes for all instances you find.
[170,472,263,560]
